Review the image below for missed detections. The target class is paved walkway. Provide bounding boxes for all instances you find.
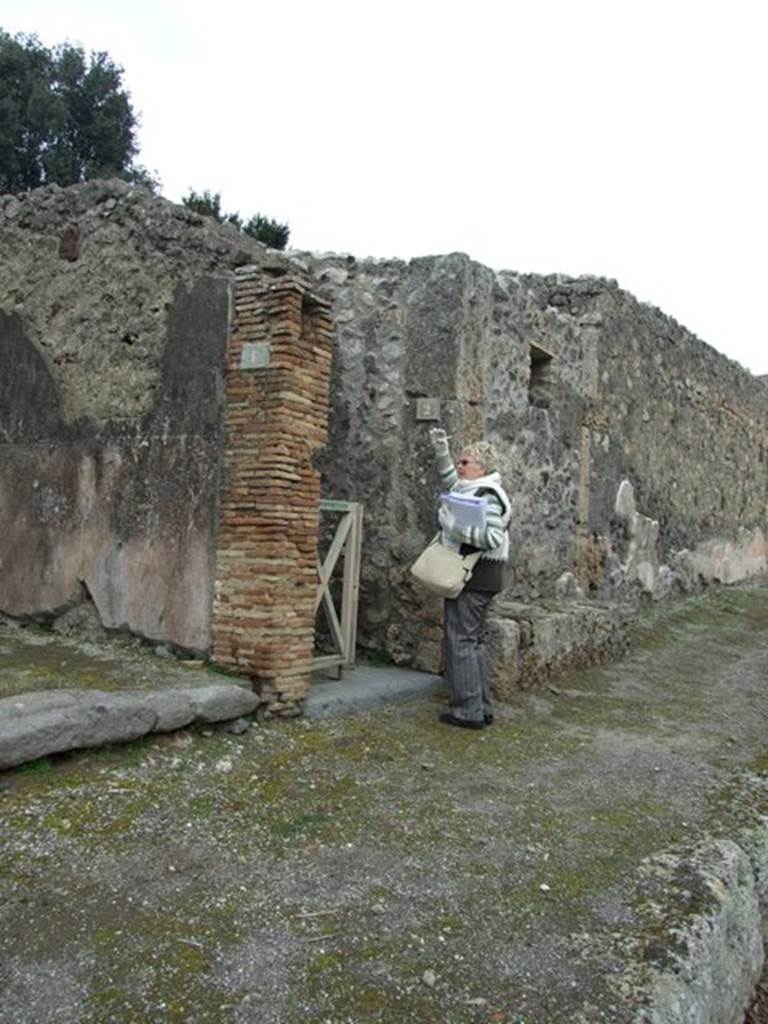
[1,586,768,1023]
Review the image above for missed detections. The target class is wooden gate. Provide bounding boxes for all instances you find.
[313,500,363,675]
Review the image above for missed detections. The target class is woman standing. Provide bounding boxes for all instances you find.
[429,428,511,729]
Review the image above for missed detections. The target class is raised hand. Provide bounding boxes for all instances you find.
[438,503,456,532]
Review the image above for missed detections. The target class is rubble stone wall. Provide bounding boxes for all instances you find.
[303,252,768,674]
[592,285,768,591]
[516,275,768,597]
[301,253,593,670]
[3,181,765,696]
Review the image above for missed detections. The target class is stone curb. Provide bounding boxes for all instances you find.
[607,777,768,1024]
[0,665,442,769]
[0,684,259,770]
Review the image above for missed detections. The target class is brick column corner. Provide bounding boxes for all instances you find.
[212,267,333,714]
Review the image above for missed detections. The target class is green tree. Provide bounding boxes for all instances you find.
[0,30,153,192]
[182,188,290,250]
[180,188,225,222]
[242,213,290,250]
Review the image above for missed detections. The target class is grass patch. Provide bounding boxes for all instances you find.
[268,811,330,838]
[12,756,55,776]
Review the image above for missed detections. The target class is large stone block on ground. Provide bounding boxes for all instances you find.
[0,683,259,770]
[487,599,629,698]
[185,684,259,724]
[0,690,158,770]
[485,618,522,701]
[624,840,764,1024]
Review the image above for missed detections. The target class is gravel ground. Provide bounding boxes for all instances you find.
[2,586,768,1024]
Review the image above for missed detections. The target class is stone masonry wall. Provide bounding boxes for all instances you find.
[597,287,768,592]
[516,276,768,597]
[212,269,332,712]
[303,251,767,676]
[3,179,764,696]
[0,181,299,652]
[302,253,597,671]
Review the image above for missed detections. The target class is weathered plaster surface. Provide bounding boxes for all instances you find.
[614,479,767,597]
[0,281,228,649]
[0,181,295,650]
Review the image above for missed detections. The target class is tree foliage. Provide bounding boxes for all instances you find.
[0,30,153,193]
[182,188,290,250]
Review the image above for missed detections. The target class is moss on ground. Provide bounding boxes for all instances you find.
[631,584,768,651]
[3,583,768,1022]
[86,901,247,1024]
[0,621,240,700]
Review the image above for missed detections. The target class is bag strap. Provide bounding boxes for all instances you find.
[461,549,482,578]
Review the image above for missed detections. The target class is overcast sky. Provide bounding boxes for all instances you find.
[3,0,766,375]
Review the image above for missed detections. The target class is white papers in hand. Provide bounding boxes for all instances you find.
[440,492,487,529]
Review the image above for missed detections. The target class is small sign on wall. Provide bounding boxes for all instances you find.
[415,398,441,421]
[240,342,271,370]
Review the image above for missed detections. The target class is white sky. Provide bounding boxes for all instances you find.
[3,0,766,375]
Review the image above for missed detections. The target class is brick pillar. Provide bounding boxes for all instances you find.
[212,267,333,713]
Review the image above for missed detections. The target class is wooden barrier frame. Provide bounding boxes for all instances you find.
[313,500,363,675]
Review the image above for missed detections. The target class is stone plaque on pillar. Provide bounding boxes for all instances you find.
[416,398,441,421]
[240,342,271,369]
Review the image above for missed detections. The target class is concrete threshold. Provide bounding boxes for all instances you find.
[306,663,443,718]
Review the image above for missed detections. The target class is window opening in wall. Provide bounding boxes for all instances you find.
[528,343,554,409]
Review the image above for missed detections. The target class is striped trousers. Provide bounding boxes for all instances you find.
[443,589,495,723]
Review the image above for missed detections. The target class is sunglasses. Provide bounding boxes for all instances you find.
[458,458,479,467]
